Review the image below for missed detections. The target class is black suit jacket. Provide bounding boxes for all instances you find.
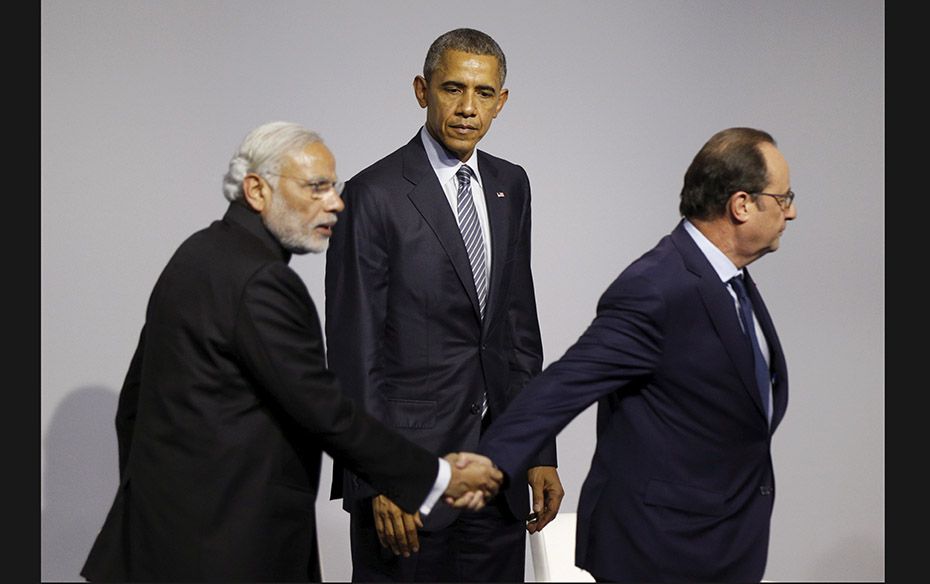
[81,202,438,582]
[479,220,789,582]
[325,134,557,527]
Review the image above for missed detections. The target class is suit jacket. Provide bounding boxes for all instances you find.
[325,133,557,527]
[479,220,789,582]
[81,202,438,582]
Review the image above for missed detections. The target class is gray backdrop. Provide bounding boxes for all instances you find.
[41,1,884,581]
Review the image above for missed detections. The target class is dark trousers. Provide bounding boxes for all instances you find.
[349,494,526,582]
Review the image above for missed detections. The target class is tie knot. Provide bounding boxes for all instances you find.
[457,164,474,184]
[730,274,752,303]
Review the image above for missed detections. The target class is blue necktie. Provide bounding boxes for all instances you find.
[730,274,771,422]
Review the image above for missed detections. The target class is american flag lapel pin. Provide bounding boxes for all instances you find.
[496,191,506,198]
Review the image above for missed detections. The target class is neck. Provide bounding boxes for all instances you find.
[689,217,751,269]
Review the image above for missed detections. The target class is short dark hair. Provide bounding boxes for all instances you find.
[679,127,777,220]
[423,28,507,87]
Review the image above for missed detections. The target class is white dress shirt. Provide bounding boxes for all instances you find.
[419,126,493,276]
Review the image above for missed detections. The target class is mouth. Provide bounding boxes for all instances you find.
[449,124,478,136]
[315,222,336,237]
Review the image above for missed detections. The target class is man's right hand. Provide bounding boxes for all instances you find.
[372,494,421,557]
[442,452,503,509]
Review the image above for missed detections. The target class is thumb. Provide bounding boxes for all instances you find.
[531,482,544,513]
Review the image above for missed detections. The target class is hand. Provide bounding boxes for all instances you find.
[372,494,422,557]
[442,452,503,510]
[526,466,564,534]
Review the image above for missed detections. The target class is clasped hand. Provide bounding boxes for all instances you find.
[442,451,503,509]
[372,452,502,556]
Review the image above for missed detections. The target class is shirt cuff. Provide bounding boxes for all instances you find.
[419,457,451,515]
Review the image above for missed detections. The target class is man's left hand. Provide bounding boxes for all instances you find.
[526,466,564,534]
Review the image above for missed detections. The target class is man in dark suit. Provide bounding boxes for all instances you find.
[325,28,564,582]
[479,127,798,582]
[80,121,503,583]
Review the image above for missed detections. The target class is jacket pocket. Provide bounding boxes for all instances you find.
[387,398,437,429]
[643,478,725,516]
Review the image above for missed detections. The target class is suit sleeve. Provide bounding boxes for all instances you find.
[506,169,557,468]
[481,273,665,480]
[115,326,146,478]
[235,260,436,513]
[324,179,390,500]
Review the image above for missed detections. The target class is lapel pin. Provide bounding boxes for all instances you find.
[496,191,506,198]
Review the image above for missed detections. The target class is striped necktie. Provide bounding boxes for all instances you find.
[456,165,487,319]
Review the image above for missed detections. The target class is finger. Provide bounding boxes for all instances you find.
[382,515,401,556]
[530,482,544,515]
[390,512,410,557]
[534,490,564,532]
[414,511,424,529]
[447,492,469,508]
[373,506,388,549]
[454,491,478,510]
[471,493,486,511]
[402,512,420,553]
[449,490,477,508]
[470,491,487,511]
[533,506,555,532]
[458,452,493,467]
[536,493,562,531]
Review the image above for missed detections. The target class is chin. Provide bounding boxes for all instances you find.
[305,238,330,254]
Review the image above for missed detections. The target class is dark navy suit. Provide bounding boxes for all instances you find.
[325,133,556,580]
[479,220,788,582]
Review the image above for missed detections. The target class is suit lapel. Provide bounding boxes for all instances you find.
[477,151,512,329]
[670,224,769,422]
[402,138,483,321]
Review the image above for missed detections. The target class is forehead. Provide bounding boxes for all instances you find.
[281,141,335,176]
[434,49,502,87]
[759,142,789,187]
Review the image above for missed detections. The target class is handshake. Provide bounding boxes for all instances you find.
[441,452,504,511]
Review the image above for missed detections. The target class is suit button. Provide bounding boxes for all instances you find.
[480,344,487,351]
[759,486,773,496]
[470,403,481,415]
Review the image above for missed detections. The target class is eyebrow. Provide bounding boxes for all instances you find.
[297,174,337,182]
[442,80,498,94]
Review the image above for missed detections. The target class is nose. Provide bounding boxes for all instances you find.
[457,91,476,116]
[326,192,345,213]
[784,201,797,220]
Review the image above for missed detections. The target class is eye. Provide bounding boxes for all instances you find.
[306,181,331,193]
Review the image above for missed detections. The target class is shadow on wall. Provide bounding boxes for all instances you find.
[42,386,119,583]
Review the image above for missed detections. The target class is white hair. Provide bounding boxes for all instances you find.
[222,121,323,202]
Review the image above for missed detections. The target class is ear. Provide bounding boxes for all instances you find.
[728,191,754,224]
[413,76,428,108]
[242,173,269,213]
[492,88,509,118]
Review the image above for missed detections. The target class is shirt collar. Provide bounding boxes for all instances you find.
[419,126,483,189]
[682,218,741,283]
